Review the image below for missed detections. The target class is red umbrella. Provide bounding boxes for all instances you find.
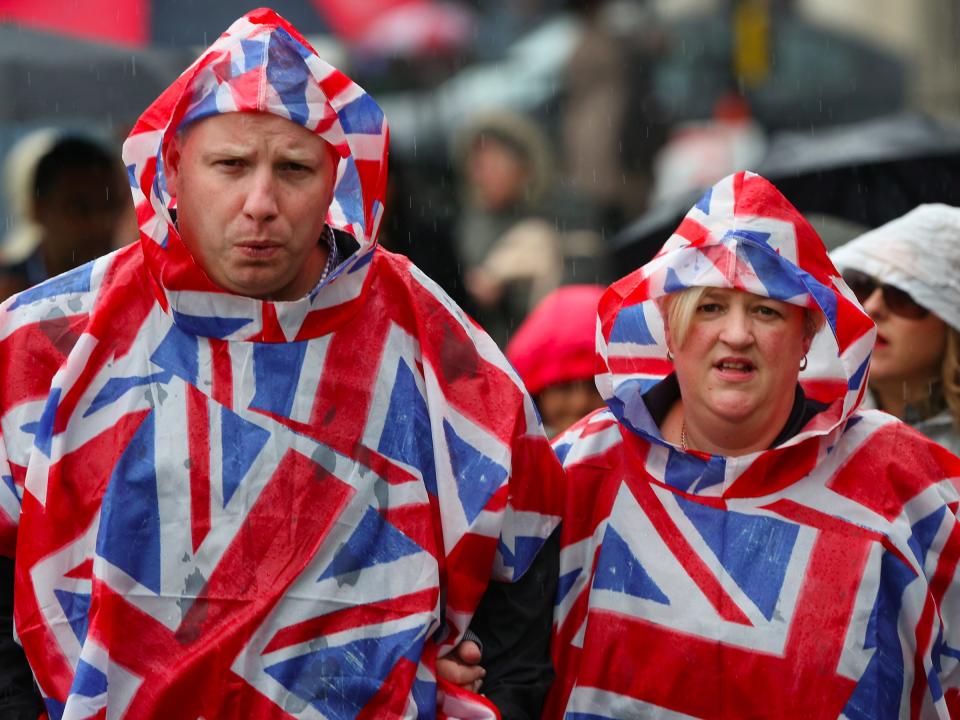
[0,0,148,47]
[2,0,472,56]
[313,0,473,55]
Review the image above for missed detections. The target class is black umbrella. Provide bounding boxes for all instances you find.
[612,113,960,271]
[0,24,192,125]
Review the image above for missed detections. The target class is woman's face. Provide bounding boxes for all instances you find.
[537,379,606,437]
[667,288,811,426]
[862,286,947,386]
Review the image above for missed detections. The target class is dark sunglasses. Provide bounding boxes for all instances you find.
[841,269,929,319]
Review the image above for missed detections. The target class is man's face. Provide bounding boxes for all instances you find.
[35,165,126,273]
[164,112,337,301]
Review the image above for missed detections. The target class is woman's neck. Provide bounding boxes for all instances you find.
[871,376,944,423]
[664,398,794,457]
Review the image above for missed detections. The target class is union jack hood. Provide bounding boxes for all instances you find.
[546,172,960,718]
[0,9,562,718]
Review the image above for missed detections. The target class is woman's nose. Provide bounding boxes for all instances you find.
[862,287,886,317]
[718,309,753,347]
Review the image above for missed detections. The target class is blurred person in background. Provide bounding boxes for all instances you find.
[0,130,133,301]
[453,109,563,344]
[544,172,960,717]
[454,110,611,346]
[832,204,960,455]
[506,284,606,437]
[559,0,668,235]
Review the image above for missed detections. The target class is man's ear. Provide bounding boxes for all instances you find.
[162,134,183,197]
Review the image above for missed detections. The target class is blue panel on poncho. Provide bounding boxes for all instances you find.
[609,304,656,345]
[675,495,798,621]
[151,324,199,385]
[319,506,421,580]
[220,406,270,505]
[593,526,668,604]
[443,420,507,524]
[71,659,108,698]
[251,341,308,417]
[843,550,913,720]
[264,625,423,719]
[54,589,90,644]
[378,359,437,494]
[338,93,385,135]
[10,262,92,309]
[96,412,161,594]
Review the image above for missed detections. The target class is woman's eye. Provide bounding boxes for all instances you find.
[698,303,723,313]
[755,305,781,318]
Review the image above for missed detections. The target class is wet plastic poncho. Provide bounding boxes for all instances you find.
[0,10,562,719]
[545,172,960,719]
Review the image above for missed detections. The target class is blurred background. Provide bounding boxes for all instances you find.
[2,0,960,345]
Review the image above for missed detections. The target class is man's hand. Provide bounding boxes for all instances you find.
[436,639,485,692]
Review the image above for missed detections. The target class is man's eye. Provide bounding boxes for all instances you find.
[280,162,311,172]
[215,158,244,168]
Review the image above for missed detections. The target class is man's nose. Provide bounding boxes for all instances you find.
[243,169,279,221]
[718,308,753,347]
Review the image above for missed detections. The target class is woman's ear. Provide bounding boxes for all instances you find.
[664,319,676,357]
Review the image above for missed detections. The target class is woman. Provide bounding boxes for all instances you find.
[831,204,960,455]
[545,173,960,718]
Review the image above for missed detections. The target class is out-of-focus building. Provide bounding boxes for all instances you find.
[801,0,960,118]
[654,0,960,121]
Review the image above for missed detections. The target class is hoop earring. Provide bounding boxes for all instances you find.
[799,355,808,371]
[666,350,674,362]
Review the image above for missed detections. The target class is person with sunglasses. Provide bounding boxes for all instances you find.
[832,204,960,455]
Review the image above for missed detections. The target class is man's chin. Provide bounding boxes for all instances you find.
[211,269,289,300]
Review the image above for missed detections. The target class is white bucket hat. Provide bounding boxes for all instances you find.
[831,203,960,332]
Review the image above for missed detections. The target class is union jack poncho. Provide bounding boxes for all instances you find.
[545,172,960,718]
[0,9,562,718]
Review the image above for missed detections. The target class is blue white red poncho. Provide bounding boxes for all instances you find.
[545,172,960,718]
[0,9,562,718]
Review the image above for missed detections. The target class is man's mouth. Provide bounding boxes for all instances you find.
[236,240,281,258]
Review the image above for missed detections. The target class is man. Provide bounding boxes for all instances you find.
[0,10,561,718]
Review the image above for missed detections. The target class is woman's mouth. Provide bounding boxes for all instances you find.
[713,357,756,380]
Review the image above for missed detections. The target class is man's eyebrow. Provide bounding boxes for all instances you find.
[200,143,254,158]
[274,145,323,163]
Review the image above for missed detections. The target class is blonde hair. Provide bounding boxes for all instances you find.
[943,327,960,430]
[661,286,825,349]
